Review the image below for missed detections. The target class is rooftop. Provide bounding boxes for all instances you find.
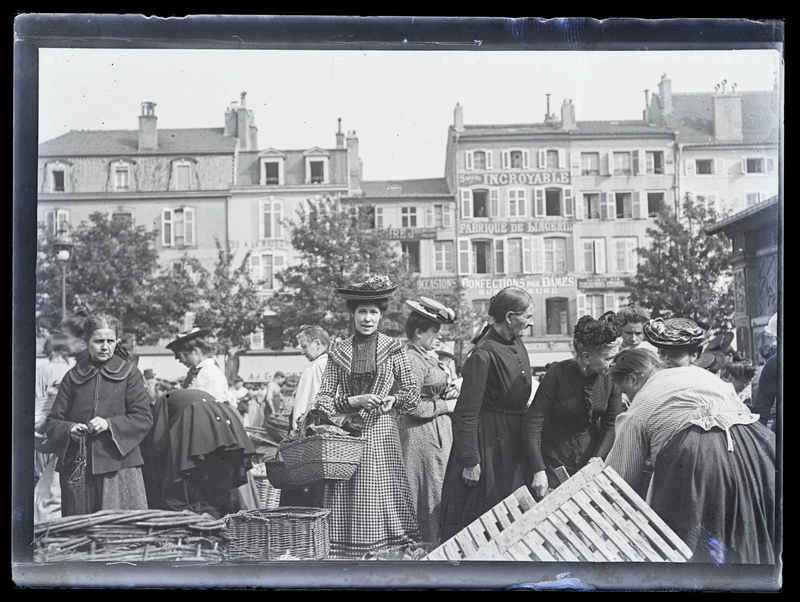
[361,178,452,198]
[38,128,240,156]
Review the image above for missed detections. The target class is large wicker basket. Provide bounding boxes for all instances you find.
[265,458,296,490]
[278,434,366,487]
[224,507,330,561]
[251,463,282,509]
[34,510,229,562]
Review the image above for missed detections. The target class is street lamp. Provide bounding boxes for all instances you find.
[53,238,75,322]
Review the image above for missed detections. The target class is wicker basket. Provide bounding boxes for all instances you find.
[278,434,366,487]
[33,510,229,563]
[254,474,281,510]
[265,459,296,489]
[224,507,330,560]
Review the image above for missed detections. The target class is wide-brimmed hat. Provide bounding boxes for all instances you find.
[336,274,397,301]
[696,350,728,373]
[143,368,155,379]
[406,296,457,325]
[705,331,734,352]
[166,327,214,351]
[643,317,707,350]
[435,342,456,359]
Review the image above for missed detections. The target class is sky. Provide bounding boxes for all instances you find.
[38,47,782,181]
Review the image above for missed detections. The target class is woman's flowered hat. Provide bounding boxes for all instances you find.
[336,274,398,301]
[643,317,707,350]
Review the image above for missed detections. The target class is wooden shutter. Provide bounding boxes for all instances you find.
[594,239,607,274]
[538,149,546,169]
[633,150,642,175]
[534,187,545,217]
[522,236,532,273]
[425,204,434,227]
[604,293,617,313]
[741,157,747,174]
[249,254,262,284]
[576,294,587,319]
[574,191,584,220]
[558,149,566,170]
[632,191,643,219]
[714,158,725,175]
[183,207,196,246]
[602,192,616,221]
[570,152,580,177]
[522,150,531,169]
[490,189,500,218]
[501,151,510,170]
[603,152,612,176]
[531,236,545,274]
[685,160,696,177]
[563,187,574,217]
[626,238,638,273]
[465,151,474,171]
[458,239,471,275]
[664,149,675,174]
[486,150,494,170]
[460,189,473,219]
[766,157,776,174]
[162,208,173,246]
[494,239,505,275]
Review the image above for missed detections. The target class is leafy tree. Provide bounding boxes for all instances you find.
[269,196,420,343]
[627,194,735,331]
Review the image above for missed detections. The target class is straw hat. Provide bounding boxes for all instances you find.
[166,327,214,351]
[335,274,397,301]
[406,296,457,325]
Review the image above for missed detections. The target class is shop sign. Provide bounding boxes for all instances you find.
[459,171,571,187]
[420,276,577,297]
[577,277,629,290]
[386,227,438,240]
[230,238,286,249]
[460,220,573,235]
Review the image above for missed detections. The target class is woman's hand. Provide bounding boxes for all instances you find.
[69,423,89,441]
[587,456,603,466]
[347,394,383,411]
[88,416,109,434]
[462,464,481,487]
[441,384,460,401]
[531,470,549,500]
[378,395,396,414]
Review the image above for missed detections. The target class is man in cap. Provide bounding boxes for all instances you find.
[265,370,286,416]
[143,368,158,402]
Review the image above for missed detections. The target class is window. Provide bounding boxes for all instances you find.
[46,161,69,193]
[581,153,600,176]
[544,237,567,274]
[505,238,523,275]
[44,209,70,238]
[538,148,565,170]
[110,211,133,228]
[401,207,418,228]
[263,161,280,185]
[647,192,665,217]
[546,298,569,335]
[114,164,130,191]
[51,170,65,192]
[249,252,287,290]
[616,192,633,219]
[582,238,606,274]
[742,157,775,175]
[434,241,454,273]
[171,159,194,190]
[304,153,329,184]
[472,299,491,316]
[745,191,768,207]
[501,149,530,170]
[585,294,606,317]
[646,151,664,174]
[162,207,196,247]
[613,237,638,273]
[546,188,562,216]
[510,151,524,169]
[472,240,493,274]
[259,198,284,239]
[402,241,421,272]
[613,152,633,176]
[533,187,573,218]
[434,204,453,228]
[465,149,493,171]
[473,151,487,171]
[507,189,526,218]
[309,161,324,183]
[249,329,265,350]
[694,192,719,213]
[375,206,385,228]
[472,190,489,217]
[583,193,601,219]
[461,189,499,219]
[696,159,713,175]
[259,153,285,185]
[546,150,559,169]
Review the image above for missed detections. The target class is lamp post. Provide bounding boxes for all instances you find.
[53,238,75,322]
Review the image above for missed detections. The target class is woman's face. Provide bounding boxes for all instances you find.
[507,304,535,338]
[658,348,698,368]
[416,324,442,351]
[354,303,382,336]
[87,328,119,363]
[584,344,618,376]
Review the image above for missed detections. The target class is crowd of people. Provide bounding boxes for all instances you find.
[34,279,779,564]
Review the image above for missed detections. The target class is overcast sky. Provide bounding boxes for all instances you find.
[39,48,782,181]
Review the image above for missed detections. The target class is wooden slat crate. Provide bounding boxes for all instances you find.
[424,462,692,562]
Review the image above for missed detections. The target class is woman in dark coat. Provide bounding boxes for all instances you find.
[523,312,623,499]
[438,287,535,542]
[44,313,153,516]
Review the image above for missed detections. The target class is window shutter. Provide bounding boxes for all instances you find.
[594,239,607,274]
[766,157,775,174]
[249,254,262,284]
[741,157,747,174]
[714,158,725,175]
[632,191,642,219]
[603,152,612,176]
[633,150,642,175]
[490,189,500,218]
[626,238,637,273]
[495,239,505,275]
[184,207,196,246]
[458,240,471,275]
[664,149,675,175]
[566,237,576,272]
[45,210,56,237]
[563,187,574,217]
[486,150,494,170]
[534,187,545,217]
[523,150,531,170]
[558,149,566,170]
[465,151,474,171]
[162,208,173,246]
[275,200,284,238]
[258,200,266,239]
[531,236,545,274]
[443,205,452,228]
[538,149,546,169]
[570,152,580,177]
[274,251,287,275]
[522,236,532,273]
[501,151,510,170]
[685,160,696,177]
[576,294,587,319]
[574,192,584,221]
[460,189,473,219]
[604,293,617,313]
[425,204,434,227]
[518,189,527,217]
[603,192,616,220]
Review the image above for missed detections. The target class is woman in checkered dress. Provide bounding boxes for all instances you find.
[314,276,421,559]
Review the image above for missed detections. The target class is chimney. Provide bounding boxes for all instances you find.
[346,130,362,190]
[224,101,238,136]
[560,99,577,131]
[713,83,743,142]
[236,93,251,150]
[336,118,345,149]
[138,102,158,151]
[544,94,558,125]
[658,74,673,115]
[643,89,651,121]
[454,103,464,132]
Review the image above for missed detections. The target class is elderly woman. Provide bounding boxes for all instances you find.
[605,348,776,564]
[44,314,153,516]
[523,312,623,500]
[439,287,535,542]
[397,296,459,546]
[643,317,707,368]
[314,275,420,559]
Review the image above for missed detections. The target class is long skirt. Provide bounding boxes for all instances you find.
[438,410,529,543]
[59,465,148,516]
[650,422,776,564]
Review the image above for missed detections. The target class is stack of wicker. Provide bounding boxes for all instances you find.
[34,509,230,562]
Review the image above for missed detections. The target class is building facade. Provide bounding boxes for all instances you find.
[645,74,781,216]
[445,101,677,367]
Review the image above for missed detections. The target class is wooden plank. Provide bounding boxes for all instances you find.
[550,508,604,562]
[466,521,492,549]
[503,541,535,562]
[452,529,479,556]
[514,487,537,513]
[559,499,624,562]
[572,490,645,562]
[489,505,512,531]
[535,518,581,562]
[581,483,664,562]
[478,513,502,541]
[516,530,558,562]
[504,497,525,522]
[601,467,693,560]
[594,472,688,562]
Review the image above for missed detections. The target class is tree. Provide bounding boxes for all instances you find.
[627,194,735,331]
[435,278,482,368]
[269,196,420,343]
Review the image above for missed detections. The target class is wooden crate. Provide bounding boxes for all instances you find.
[424,462,692,562]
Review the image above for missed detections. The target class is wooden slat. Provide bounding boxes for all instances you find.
[466,521,491,548]
[490,504,512,531]
[572,490,645,561]
[503,540,535,561]
[452,530,479,556]
[601,467,693,560]
[515,488,537,513]
[594,471,687,562]
[478,514,502,541]
[516,529,558,562]
[558,499,624,562]
[505,497,525,521]
[550,508,604,562]
[535,518,581,562]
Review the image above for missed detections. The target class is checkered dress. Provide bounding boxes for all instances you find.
[315,333,420,559]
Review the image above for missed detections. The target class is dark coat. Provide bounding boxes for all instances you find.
[45,355,153,475]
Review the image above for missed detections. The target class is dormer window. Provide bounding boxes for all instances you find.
[303,149,330,185]
[114,165,130,191]
[46,161,70,193]
[171,159,195,190]
[258,150,286,186]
